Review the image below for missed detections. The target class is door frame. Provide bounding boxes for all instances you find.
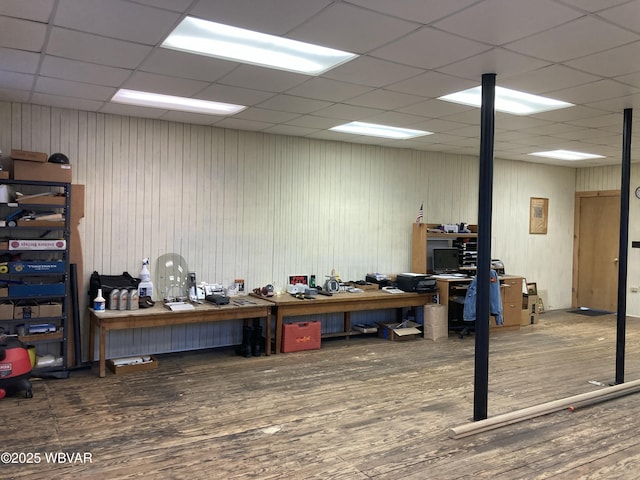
[572,189,620,308]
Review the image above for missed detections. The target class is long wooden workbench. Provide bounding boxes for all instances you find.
[89,298,273,377]
[253,289,435,354]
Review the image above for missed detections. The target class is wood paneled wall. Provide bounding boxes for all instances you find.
[0,102,579,358]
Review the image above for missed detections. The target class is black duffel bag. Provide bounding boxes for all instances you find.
[88,271,140,305]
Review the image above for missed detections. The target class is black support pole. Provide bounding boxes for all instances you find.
[474,73,496,421]
[615,108,632,385]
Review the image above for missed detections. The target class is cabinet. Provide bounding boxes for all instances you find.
[0,180,70,376]
[411,223,478,274]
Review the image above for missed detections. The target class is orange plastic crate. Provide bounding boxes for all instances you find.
[281,321,321,353]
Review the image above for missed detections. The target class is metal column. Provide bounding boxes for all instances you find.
[474,73,496,421]
[615,108,632,385]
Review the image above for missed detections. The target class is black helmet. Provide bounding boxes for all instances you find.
[48,153,69,164]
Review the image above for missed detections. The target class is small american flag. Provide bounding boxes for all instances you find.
[416,202,423,223]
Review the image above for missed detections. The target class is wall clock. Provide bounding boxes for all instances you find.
[635,186,640,199]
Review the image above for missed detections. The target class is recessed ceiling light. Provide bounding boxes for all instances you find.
[161,16,358,75]
[111,89,246,115]
[439,86,573,115]
[329,122,433,139]
[529,150,605,161]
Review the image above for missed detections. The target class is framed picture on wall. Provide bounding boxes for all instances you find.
[529,197,548,234]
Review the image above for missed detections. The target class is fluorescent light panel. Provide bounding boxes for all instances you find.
[111,89,246,115]
[529,150,605,161]
[439,86,573,115]
[161,16,357,75]
[330,122,433,139]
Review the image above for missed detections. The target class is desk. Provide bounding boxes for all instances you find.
[254,290,435,354]
[89,298,273,377]
[435,274,524,329]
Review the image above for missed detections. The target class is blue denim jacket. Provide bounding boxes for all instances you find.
[463,269,503,326]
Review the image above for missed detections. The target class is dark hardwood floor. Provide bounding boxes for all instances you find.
[4,309,640,479]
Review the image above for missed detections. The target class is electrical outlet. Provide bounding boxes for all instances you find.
[631,287,638,293]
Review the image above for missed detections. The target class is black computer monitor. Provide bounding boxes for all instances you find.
[433,248,460,273]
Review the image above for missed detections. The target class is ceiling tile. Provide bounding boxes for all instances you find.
[398,99,474,118]
[196,84,275,107]
[548,79,639,104]
[312,103,385,121]
[434,0,582,45]
[586,93,640,112]
[190,0,331,35]
[0,0,55,22]
[0,17,47,52]
[235,107,301,123]
[438,48,550,81]
[566,41,640,77]
[386,71,477,98]
[263,124,319,136]
[371,27,491,70]
[322,56,423,88]
[345,0,478,24]
[615,71,640,88]
[288,3,418,53]
[218,65,310,93]
[283,115,342,129]
[159,110,223,125]
[122,71,210,97]
[30,92,105,111]
[531,105,607,122]
[597,0,640,33]
[499,64,601,94]
[505,16,637,62]
[286,78,372,102]
[363,111,431,127]
[99,102,166,118]
[345,89,426,110]
[0,72,34,91]
[46,27,153,69]
[0,48,41,74]
[40,56,132,87]
[0,87,30,103]
[213,117,273,131]
[256,94,332,114]
[140,49,238,83]
[35,76,116,101]
[54,0,180,45]
[131,0,193,12]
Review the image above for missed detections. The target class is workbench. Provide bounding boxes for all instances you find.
[253,289,435,354]
[89,298,273,377]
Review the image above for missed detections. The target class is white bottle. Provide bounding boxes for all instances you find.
[94,288,106,311]
[138,258,154,299]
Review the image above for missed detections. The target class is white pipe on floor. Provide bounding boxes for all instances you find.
[449,378,640,439]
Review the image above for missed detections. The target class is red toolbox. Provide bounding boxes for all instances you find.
[282,321,321,353]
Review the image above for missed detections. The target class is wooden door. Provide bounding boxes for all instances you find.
[573,191,620,311]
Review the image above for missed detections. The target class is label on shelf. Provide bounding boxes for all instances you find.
[8,239,67,250]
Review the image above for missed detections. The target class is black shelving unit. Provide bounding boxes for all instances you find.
[0,179,70,377]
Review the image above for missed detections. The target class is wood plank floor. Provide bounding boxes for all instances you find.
[4,309,640,479]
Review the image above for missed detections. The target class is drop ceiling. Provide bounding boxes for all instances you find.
[2,0,640,167]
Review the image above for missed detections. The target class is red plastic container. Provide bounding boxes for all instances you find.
[281,321,321,353]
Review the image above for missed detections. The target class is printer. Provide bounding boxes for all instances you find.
[396,273,437,293]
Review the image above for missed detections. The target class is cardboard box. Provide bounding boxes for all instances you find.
[0,301,13,320]
[282,321,321,353]
[38,301,62,317]
[377,321,421,341]
[13,160,72,183]
[0,171,9,179]
[17,194,67,206]
[14,301,39,320]
[521,294,539,325]
[11,149,48,162]
[423,304,448,340]
[9,283,65,298]
[0,242,8,250]
[16,220,65,228]
[0,287,8,297]
[9,239,66,250]
[108,356,158,375]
